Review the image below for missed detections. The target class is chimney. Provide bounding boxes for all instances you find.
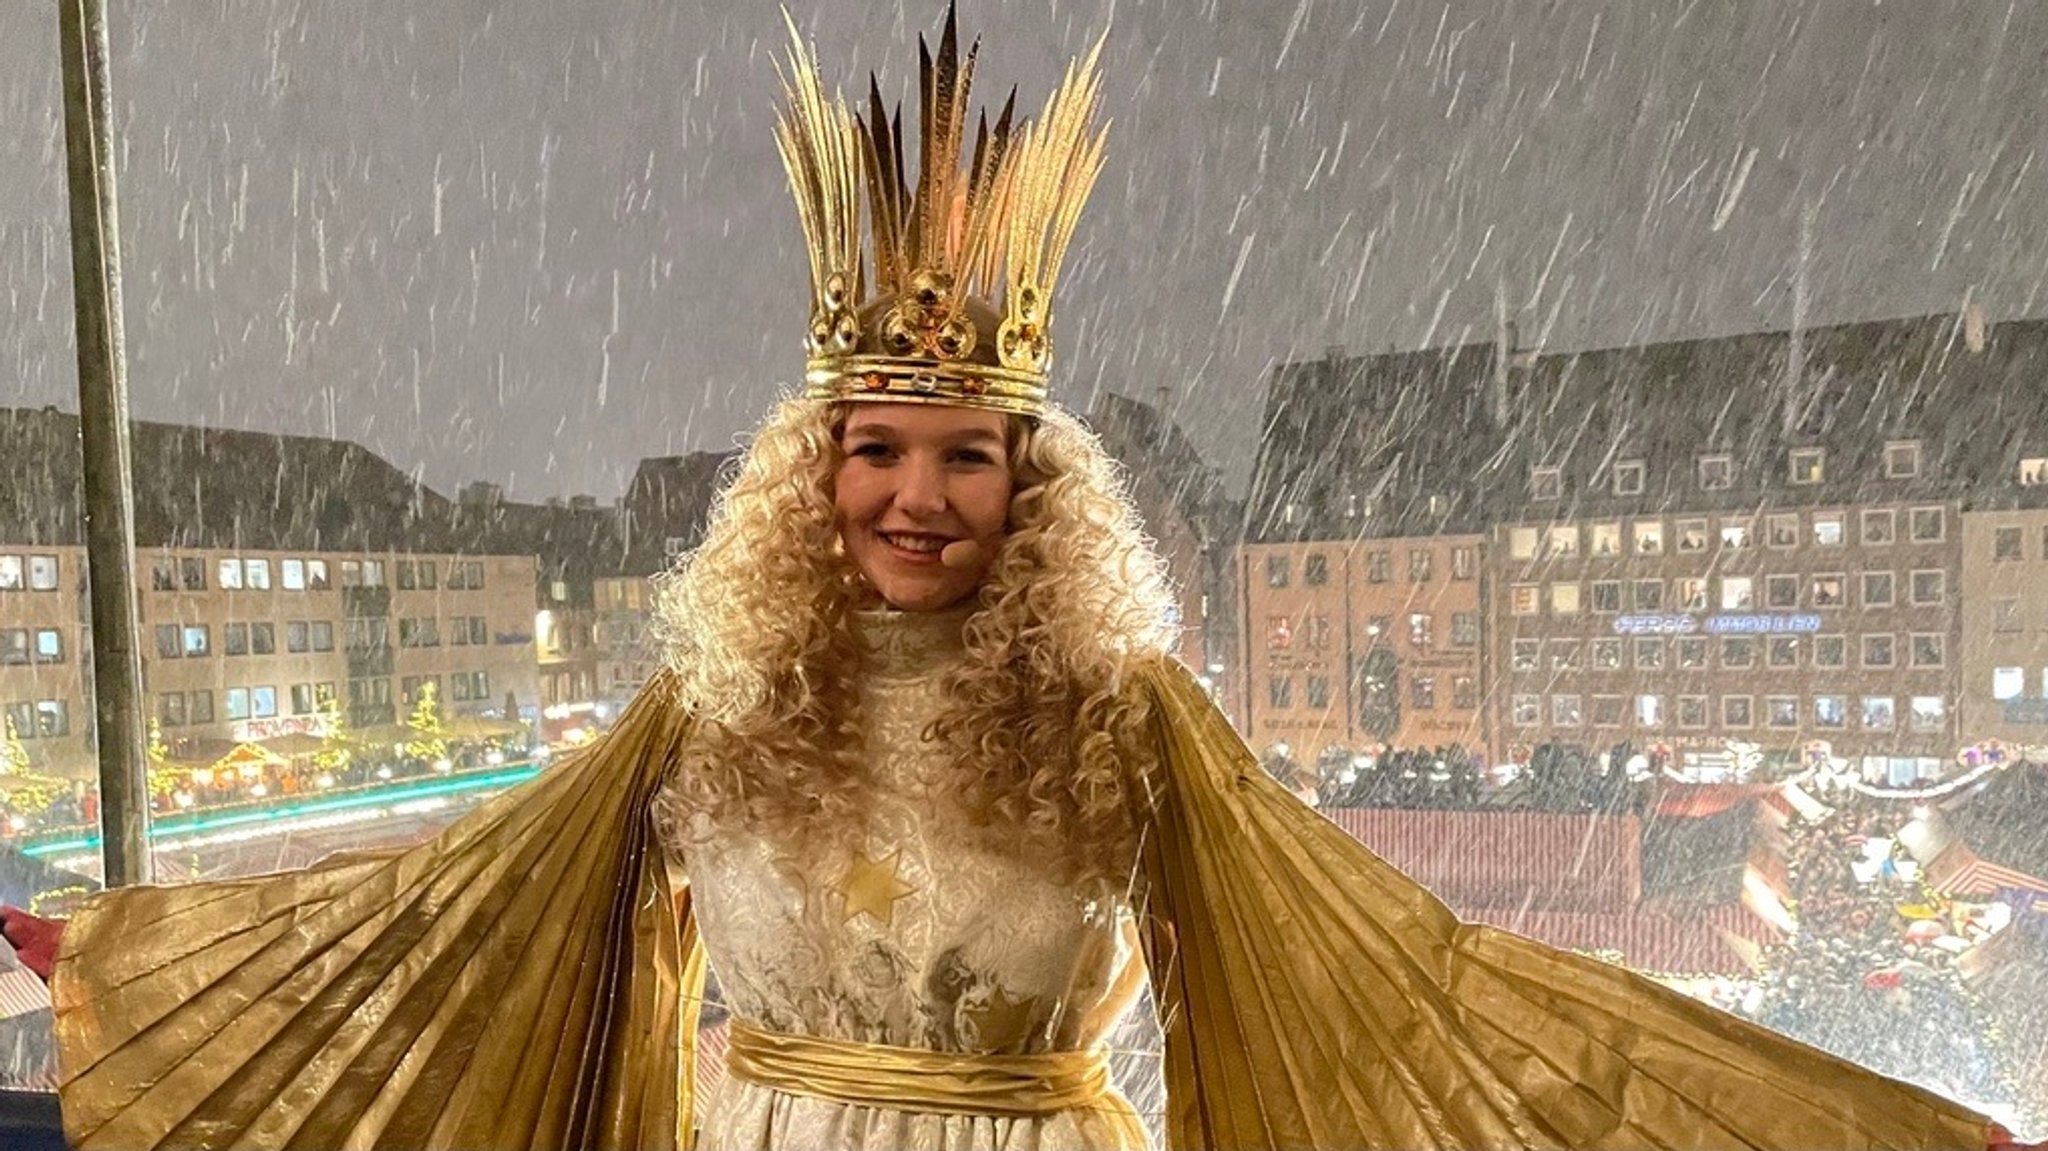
[1964,302,1988,354]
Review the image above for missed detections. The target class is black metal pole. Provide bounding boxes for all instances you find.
[58,0,151,887]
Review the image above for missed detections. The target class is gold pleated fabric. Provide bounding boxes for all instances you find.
[724,1019,1127,1120]
[1133,657,1991,1151]
[50,671,705,1151]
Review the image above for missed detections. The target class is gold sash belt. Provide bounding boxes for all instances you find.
[724,1019,1116,1119]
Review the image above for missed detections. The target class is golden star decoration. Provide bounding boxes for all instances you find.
[963,983,1040,1050]
[834,848,918,927]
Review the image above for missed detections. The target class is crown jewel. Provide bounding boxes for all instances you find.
[777,4,1108,417]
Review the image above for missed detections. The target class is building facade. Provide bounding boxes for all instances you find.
[0,546,89,771]
[1960,507,2048,750]
[1241,314,2045,780]
[1493,498,1961,780]
[1240,534,1488,769]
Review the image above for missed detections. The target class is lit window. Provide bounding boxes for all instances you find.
[1632,521,1665,555]
[1993,667,2025,701]
[1812,513,1845,547]
[1408,613,1433,648]
[1811,574,1845,607]
[1511,585,1540,616]
[282,559,307,590]
[1719,519,1752,549]
[1509,527,1539,561]
[1815,696,1846,729]
[1910,697,1946,732]
[28,556,58,591]
[219,558,244,590]
[1720,577,1754,611]
[1861,697,1894,730]
[2021,458,2048,486]
[1589,523,1622,556]
[1789,448,1825,485]
[1546,526,1579,558]
[1550,583,1581,615]
[1676,578,1707,611]
[246,558,271,590]
[1636,695,1664,727]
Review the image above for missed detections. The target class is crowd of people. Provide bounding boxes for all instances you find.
[1744,793,2024,1121]
[1283,741,1662,814]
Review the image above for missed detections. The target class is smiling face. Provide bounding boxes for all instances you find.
[834,404,1015,612]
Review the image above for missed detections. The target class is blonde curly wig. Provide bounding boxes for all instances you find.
[652,394,1181,882]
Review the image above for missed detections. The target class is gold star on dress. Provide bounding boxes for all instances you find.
[834,848,918,927]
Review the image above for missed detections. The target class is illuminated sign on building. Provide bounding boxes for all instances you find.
[1612,615,1698,635]
[1703,614,1823,635]
[1612,613,1821,636]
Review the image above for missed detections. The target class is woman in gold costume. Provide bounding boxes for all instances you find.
[2,7,2033,1150]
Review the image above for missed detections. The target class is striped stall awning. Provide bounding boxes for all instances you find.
[1926,843,2048,898]
[1322,807,1643,911]
[1322,806,1779,975]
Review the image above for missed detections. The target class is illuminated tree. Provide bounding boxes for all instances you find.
[313,694,353,775]
[146,718,181,800]
[405,681,450,763]
[0,714,29,776]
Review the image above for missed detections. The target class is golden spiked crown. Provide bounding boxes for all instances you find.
[777,4,1107,418]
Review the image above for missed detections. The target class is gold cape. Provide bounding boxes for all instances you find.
[49,661,1989,1150]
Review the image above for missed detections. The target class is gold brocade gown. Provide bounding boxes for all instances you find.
[46,604,1994,1150]
[684,606,1156,1149]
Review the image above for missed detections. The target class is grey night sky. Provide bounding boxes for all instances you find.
[1,1,2043,500]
